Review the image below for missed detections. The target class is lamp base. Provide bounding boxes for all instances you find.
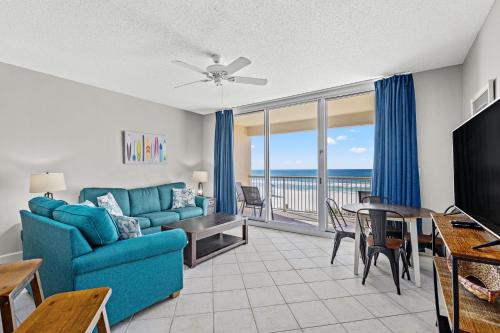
[44,192,54,199]
[197,182,204,196]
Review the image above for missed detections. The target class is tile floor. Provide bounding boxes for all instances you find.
[8,225,440,333]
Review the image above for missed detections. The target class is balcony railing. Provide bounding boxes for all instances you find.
[248,175,372,214]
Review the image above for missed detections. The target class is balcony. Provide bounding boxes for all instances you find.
[241,175,372,228]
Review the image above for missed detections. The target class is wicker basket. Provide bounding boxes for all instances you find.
[447,257,500,303]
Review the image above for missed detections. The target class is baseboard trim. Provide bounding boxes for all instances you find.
[247,219,334,238]
[0,251,23,264]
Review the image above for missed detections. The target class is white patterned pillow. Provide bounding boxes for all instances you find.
[97,193,124,216]
[78,200,96,207]
[112,215,142,240]
[172,188,196,209]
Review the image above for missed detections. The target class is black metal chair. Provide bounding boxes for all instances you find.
[357,208,411,295]
[240,186,274,219]
[404,205,456,262]
[235,182,245,214]
[326,198,366,265]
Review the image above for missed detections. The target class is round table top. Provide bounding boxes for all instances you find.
[341,203,434,219]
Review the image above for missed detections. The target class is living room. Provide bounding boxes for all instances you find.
[0,1,499,333]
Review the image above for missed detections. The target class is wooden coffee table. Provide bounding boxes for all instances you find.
[162,213,248,268]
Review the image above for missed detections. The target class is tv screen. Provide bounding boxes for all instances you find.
[453,98,500,238]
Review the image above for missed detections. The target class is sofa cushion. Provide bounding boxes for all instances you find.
[97,192,124,216]
[129,186,161,216]
[139,211,180,227]
[111,215,142,240]
[134,216,151,229]
[28,197,67,219]
[53,205,119,247]
[172,188,196,209]
[79,188,131,216]
[171,207,204,220]
[157,182,186,211]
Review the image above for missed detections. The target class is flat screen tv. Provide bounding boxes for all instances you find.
[453,98,500,239]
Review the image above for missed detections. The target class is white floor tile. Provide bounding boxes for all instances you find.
[307,280,350,299]
[257,251,285,261]
[133,298,177,320]
[296,268,332,282]
[336,278,380,295]
[184,277,213,294]
[247,286,285,307]
[288,258,317,269]
[214,289,250,311]
[342,319,391,333]
[278,283,318,303]
[303,324,347,333]
[175,293,213,316]
[170,313,213,333]
[213,263,241,276]
[386,289,434,312]
[243,272,275,288]
[379,313,434,333]
[213,274,244,291]
[323,297,373,323]
[252,304,300,333]
[214,309,258,333]
[281,249,307,259]
[239,261,268,274]
[288,300,338,328]
[354,293,407,317]
[125,317,171,333]
[236,252,262,263]
[263,259,293,272]
[270,270,304,285]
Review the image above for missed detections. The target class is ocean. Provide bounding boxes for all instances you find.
[250,169,372,177]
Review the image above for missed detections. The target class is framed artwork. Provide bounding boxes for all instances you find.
[123,131,167,164]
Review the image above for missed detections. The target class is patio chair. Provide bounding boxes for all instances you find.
[326,198,366,265]
[240,186,274,219]
[357,208,411,295]
[235,182,245,214]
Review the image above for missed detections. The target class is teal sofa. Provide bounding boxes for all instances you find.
[20,182,208,326]
[79,182,209,234]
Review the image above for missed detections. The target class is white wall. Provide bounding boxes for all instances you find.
[202,113,216,197]
[462,0,500,119]
[414,65,463,214]
[0,62,204,257]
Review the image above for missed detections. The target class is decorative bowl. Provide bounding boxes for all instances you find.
[447,257,500,303]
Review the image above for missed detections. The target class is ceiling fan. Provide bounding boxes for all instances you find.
[172,54,268,88]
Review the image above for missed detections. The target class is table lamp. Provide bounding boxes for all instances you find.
[29,172,66,199]
[192,171,208,196]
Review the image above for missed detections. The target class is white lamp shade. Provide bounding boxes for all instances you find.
[29,173,66,193]
[192,171,208,183]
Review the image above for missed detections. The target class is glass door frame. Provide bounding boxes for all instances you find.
[234,80,375,234]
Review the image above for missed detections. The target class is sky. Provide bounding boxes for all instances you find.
[251,124,374,170]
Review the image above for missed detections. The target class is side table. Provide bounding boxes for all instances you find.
[0,259,44,333]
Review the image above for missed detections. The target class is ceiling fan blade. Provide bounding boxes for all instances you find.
[174,79,210,88]
[172,60,208,74]
[224,57,251,75]
[229,76,268,85]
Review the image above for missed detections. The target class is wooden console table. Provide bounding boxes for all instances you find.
[432,213,500,333]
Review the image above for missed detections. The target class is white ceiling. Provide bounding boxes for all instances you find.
[0,1,494,114]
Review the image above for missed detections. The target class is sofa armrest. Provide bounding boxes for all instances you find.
[195,196,209,215]
[72,229,187,275]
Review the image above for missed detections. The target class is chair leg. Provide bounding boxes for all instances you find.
[259,206,263,217]
[374,252,379,266]
[400,248,411,281]
[362,248,374,285]
[406,240,413,267]
[388,250,401,295]
[331,233,342,264]
[253,206,256,216]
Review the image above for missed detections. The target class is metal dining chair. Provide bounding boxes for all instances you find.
[235,182,245,214]
[357,208,411,295]
[326,198,366,265]
[240,186,274,219]
[404,205,454,262]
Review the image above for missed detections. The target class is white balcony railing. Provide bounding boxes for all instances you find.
[248,175,372,213]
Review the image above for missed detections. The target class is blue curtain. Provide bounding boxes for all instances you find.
[373,74,421,210]
[214,109,237,214]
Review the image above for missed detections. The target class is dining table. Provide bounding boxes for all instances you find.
[341,202,434,287]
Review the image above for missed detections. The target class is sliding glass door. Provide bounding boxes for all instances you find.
[233,86,374,234]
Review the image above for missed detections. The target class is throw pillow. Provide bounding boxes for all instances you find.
[97,192,124,216]
[172,188,196,209]
[78,200,96,207]
[112,215,142,240]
